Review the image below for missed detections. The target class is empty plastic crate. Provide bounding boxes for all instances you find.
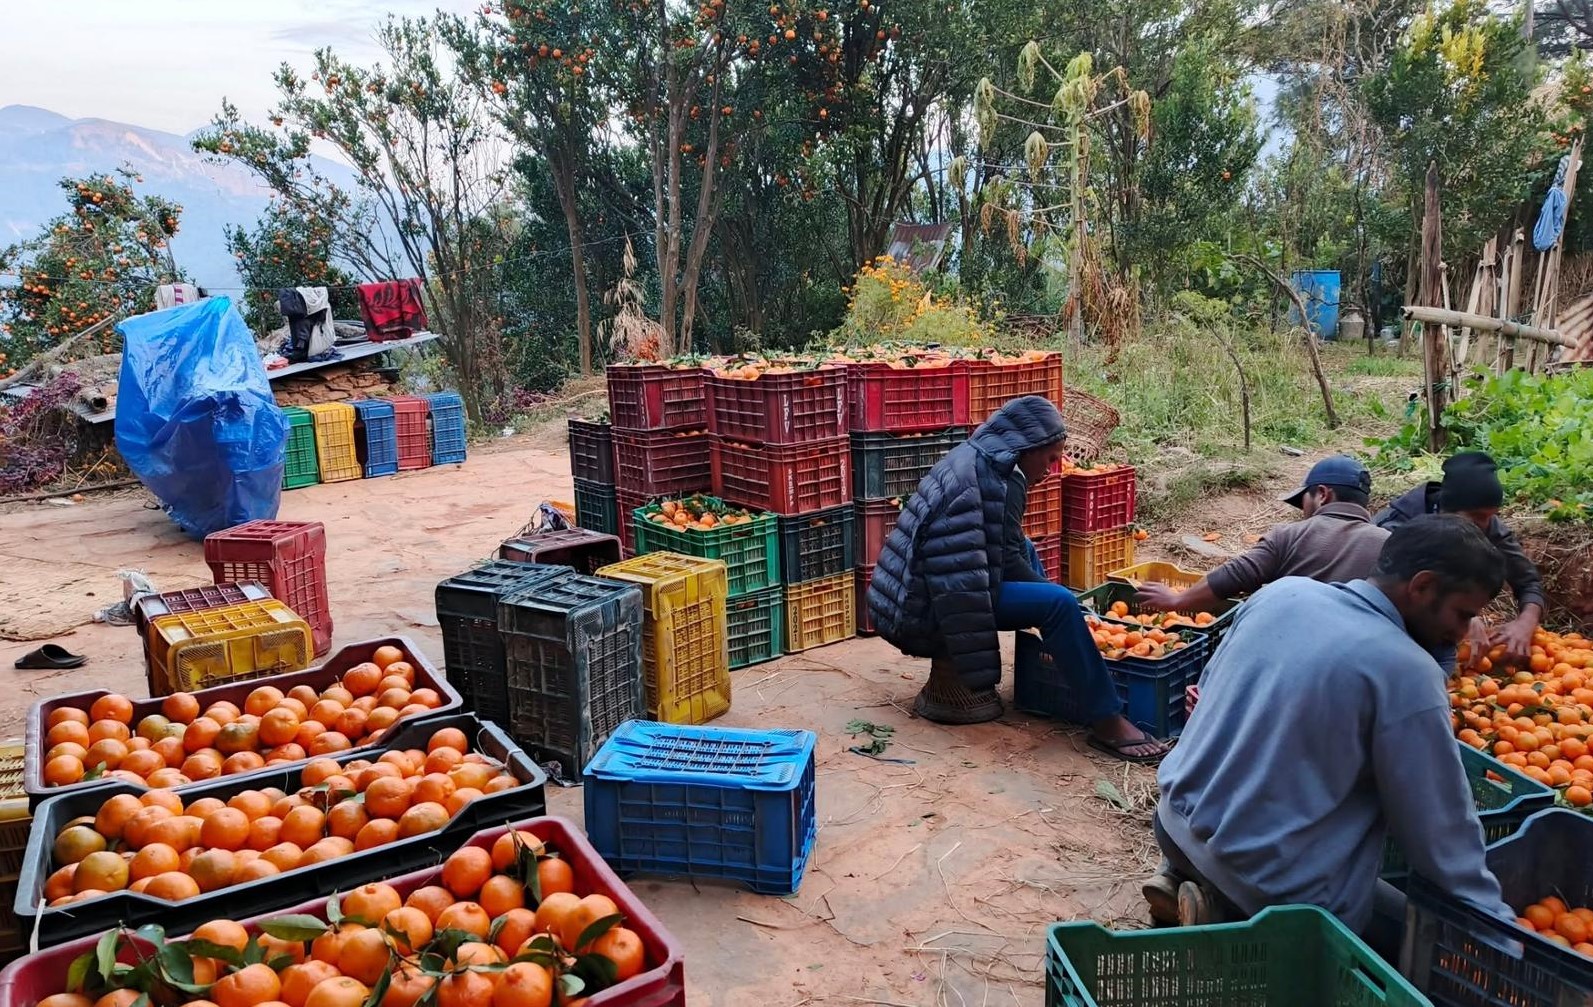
[966,353,1064,423]
[300,402,362,483]
[855,498,904,568]
[727,587,783,668]
[777,505,854,583]
[1015,627,1209,739]
[568,417,616,483]
[436,561,573,727]
[1062,465,1137,533]
[204,519,332,656]
[635,506,779,595]
[1046,904,1431,1007]
[706,366,847,445]
[148,599,314,694]
[1032,533,1063,583]
[1023,469,1063,537]
[850,428,966,500]
[783,572,856,652]
[584,721,818,895]
[712,435,851,515]
[500,528,623,574]
[1381,743,1553,887]
[608,363,706,431]
[0,742,28,879]
[1061,527,1136,591]
[847,359,968,432]
[389,394,432,470]
[426,390,468,464]
[597,553,732,725]
[1404,808,1593,1007]
[349,398,399,477]
[614,428,712,496]
[575,477,621,537]
[131,581,273,693]
[1108,560,1200,588]
[855,565,876,635]
[498,575,644,779]
[280,406,320,488]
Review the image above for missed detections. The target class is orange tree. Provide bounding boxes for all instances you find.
[0,170,183,372]
[226,199,358,335]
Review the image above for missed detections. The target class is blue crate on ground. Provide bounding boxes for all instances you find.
[350,399,400,477]
[1014,629,1210,739]
[426,390,468,465]
[583,720,818,896]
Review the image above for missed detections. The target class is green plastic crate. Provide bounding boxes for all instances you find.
[1380,742,1554,886]
[1075,580,1237,638]
[281,407,320,489]
[634,506,780,595]
[726,586,783,669]
[1046,905,1434,1007]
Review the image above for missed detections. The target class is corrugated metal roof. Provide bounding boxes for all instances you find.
[885,222,954,273]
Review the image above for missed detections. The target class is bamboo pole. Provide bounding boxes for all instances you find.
[1401,305,1573,346]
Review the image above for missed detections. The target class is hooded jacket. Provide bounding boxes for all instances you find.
[1375,483,1546,611]
[866,396,1066,688]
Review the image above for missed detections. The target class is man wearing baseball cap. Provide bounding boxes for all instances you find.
[1375,451,1545,664]
[1137,455,1389,615]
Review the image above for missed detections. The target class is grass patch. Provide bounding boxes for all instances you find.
[1337,350,1423,378]
[1135,457,1275,525]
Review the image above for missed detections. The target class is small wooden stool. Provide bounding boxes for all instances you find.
[913,656,1003,724]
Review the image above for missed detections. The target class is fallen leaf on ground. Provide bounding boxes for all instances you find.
[1202,532,1222,542]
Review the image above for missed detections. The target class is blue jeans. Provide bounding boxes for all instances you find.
[995,579,1124,724]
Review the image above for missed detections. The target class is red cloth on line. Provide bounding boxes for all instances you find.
[357,279,429,342]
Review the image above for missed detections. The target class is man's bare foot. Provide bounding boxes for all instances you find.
[1087,715,1168,763]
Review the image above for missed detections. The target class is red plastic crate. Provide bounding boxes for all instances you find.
[855,498,904,569]
[1033,533,1064,584]
[966,353,1064,424]
[1185,683,1199,719]
[613,428,713,496]
[607,364,707,431]
[202,519,332,656]
[1061,465,1137,533]
[1022,469,1064,538]
[616,487,650,556]
[0,816,684,1007]
[388,395,432,471]
[711,435,850,515]
[856,565,877,635]
[706,367,846,445]
[847,360,969,432]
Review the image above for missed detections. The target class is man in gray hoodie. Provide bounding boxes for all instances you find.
[1151,514,1513,937]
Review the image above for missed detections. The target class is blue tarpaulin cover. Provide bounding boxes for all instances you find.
[115,297,288,537]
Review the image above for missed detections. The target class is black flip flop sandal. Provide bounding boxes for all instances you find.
[14,644,87,670]
[1088,732,1167,765]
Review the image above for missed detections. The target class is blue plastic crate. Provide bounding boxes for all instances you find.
[583,721,818,896]
[1014,628,1210,739]
[426,390,468,465]
[350,399,399,477]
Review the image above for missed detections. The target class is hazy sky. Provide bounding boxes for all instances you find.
[0,0,478,134]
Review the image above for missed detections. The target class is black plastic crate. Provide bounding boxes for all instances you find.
[435,561,572,725]
[850,428,967,501]
[727,586,783,669]
[567,418,615,484]
[13,712,547,950]
[1405,808,1593,1006]
[1014,629,1210,739]
[574,477,619,537]
[498,574,645,780]
[500,529,623,575]
[777,505,855,584]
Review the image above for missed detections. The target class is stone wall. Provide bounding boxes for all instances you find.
[272,362,398,407]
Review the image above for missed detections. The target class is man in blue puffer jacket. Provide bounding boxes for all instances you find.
[867,395,1166,762]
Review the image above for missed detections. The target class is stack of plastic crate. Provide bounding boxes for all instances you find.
[203,519,333,656]
[131,582,273,694]
[962,350,1064,425]
[848,357,968,638]
[146,600,314,694]
[707,364,852,655]
[567,418,618,539]
[604,364,709,555]
[434,560,572,727]
[596,552,731,724]
[1059,465,1137,590]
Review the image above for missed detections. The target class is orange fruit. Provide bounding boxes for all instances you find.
[1568,785,1593,807]
[201,808,251,851]
[191,849,239,892]
[47,707,91,728]
[398,802,449,838]
[428,727,468,753]
[1545,896,1571,916]
[136,714,173,741]
[236,858,282,882]
[204,701,241,725]
[360,776,410,819]
[216,722,261,756]
[564,894,619,950]
[384,662,416,685]
[452,941,504,967]
[343,663,384,697]
[288,684,321,707]
[435,971,494,1007]
[300,837,355,865]
[496,962,555,1007]
[448,763,495,792]
[491,830,545,871]
[304,976,370,1007]
[383,905,433,954]
[424,748,464,776]
[88,720,131,744]
[379,963,436,1007]
[281,961,341,1007]
[281,806,328,848]
[343,882,402,923]
[52,825,107,865]
[74,851,129,892]
[184,717,223,753]
[293,721,328,749]
[537,857,576,898]
[372,646,405,669]
[589,927,645,981]
[48,721,91,749]
[366,708,400,733]
[185,796,226,819]
[44,864,77,902]
[37,996,93,1007]
[326,801,369,841]
[192,919,250,953]
[259,708,301,748]
[309,700,346,727]
[484,776,517,794]
[93,993,142,1007]
[405,884,456,923]
[121,749,165,779]
[445,789,482,816]
[46,741,89,764]
[1559,913,1591,944]
[307,732,353,757]
[43,754,86,787]
[333,709,368,739]
[162,693,200,724]
[412,773,455,807]
[95,793,145,840]
[410,689,442,709]
[181,751,225,781]
[534,892,581,942]
[84,739,129,772]
[354,818,400,851]
[441,846,493,898]
[355,763,402,791]
[245,686,286,716]
[337,926,393,985]
[309,922,356,964]
[435,900,491,938]
[129,842,181,880]
[145,870,202,901]
[493,907,538,958]
[91,694,135,725]
[479,874,526,918]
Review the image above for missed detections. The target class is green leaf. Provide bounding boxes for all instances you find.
[67,951,94,993]
[327,892,344,925]
[574,913,622,951]
[1094,778,1130,811]
[259,915,331,942]
[97,930,120,985]
[183,940,246,969]
[569,949,619,993]
[521,845,543,907]
[558,973,586,998]
[362,964,392,1007]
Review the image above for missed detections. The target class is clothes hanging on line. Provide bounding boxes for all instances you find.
[154,283,202,311]
[357,279,428,342]
[278,285,336,363]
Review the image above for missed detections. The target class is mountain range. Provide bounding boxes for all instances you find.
[0,104,354,291]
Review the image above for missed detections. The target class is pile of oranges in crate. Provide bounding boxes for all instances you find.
[41,646,444,789]
[43,724,526,906]
[34,833,643,1007]
[1083,613,1196,661]
[641,496,758,531]
[1450,627,1593,808]
[1101,600,1217,632]
[1513,895,1593,957]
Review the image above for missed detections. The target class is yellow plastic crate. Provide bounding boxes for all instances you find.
[784,572,856,653]
[1106,560,1203,590]
[301,402,362,483]
[149,599,313,693]
[597,552,731,725]
[0,741,28,879]
[1061,528,1136,591]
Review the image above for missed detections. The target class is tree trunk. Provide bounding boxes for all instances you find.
[551,147,593,375]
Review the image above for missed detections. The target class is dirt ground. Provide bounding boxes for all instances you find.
[0,431,1321,1006]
